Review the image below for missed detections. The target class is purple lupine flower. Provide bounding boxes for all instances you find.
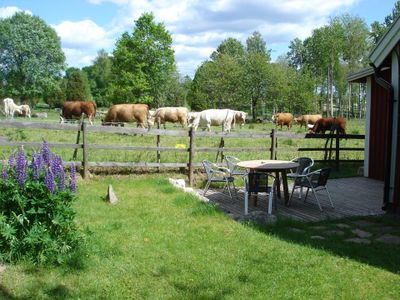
[45,168,55,193]
[40,141,51,165]
[51,155,63,177]
[59,166,66,191]
[8,154,14,167]
[1,166,7,181]
[31,154,40,181]
[36,152,43,170]
[15,148,27,185]
[69,163,76,193]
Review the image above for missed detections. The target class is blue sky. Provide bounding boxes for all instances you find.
[0,0,397,77]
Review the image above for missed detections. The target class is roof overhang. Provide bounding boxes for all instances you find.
[347,67,374,83]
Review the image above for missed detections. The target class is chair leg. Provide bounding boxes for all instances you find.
[325,186,334,208]
[232,180,239,199]
[226,181,233,199]
[304,187,310,202]
[203,180,211,196]
[311,187,323,211]
[268,189,273,215]
[289,184,296,206]
[244,191,249,215]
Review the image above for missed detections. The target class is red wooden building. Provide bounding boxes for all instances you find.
[348,16,400,213]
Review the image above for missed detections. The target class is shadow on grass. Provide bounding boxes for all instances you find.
[246,215,400,274]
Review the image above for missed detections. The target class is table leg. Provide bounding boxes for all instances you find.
[281,171,289,206]
[275,171,281,199]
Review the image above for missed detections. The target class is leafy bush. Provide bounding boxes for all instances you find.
[0,142,82,264]
[35,102,50,110]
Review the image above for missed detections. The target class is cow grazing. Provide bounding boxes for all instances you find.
[152,107,188,129]
[272,112,294,129]
[61,101,97,125]
[232,111,247,129]
[19,104,31,118]
[102,104,150,128]
[3,98,24,118]
[190,109,235,132]
[295,114,322,129]
[309,117,347,135]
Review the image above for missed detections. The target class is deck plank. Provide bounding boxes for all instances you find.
[198,177,384,222]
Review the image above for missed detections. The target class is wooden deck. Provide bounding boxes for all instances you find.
[201,177,385,222]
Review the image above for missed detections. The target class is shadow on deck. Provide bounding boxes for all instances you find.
[201,177,385,222]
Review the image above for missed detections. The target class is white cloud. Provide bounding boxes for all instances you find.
[52,19,113,50]
[63,48,96,67]
[0,6,32,18]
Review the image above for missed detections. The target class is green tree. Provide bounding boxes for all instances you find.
[0,12,65,104]
[64,68,92,101]
[109,12,175,106]
[370,1,400,45]
[83,49,112,107]
[243,31,270,120]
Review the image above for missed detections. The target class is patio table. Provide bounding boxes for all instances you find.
[237,160,299,206]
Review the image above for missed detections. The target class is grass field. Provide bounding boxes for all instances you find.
[1,176,399,299]
[0,109,366,178]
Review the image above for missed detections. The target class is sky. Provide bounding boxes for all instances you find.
[0,0,397,78]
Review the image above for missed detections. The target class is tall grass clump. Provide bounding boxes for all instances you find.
[0,141,83,264]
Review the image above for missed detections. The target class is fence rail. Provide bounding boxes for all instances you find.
[0,120,365,185]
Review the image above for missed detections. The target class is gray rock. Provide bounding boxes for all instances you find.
[376,234,400,245]
[345,238,371,244]
[311,235,325,240]
[336,223,351,229]
[107,184,118,204]
[352,229,372,238]
[351,220,376,227]
[288,227,305,233]
[325,230,345,236]
[310,226,327,230]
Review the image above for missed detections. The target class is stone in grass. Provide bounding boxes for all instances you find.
[352,228,372,238]
[324,230,345,236]
[288,227,305,233]
[311,235,325,240]
[107,184,118,204]
[345,238,371,245]
[376,234,400,245]
[351,220,376,227]
[336,223,351,229]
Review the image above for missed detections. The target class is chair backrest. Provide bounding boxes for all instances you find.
[316,168,331,186]
[225,156,240,173]
[202,160,214,178]
[247,172,274,193]
[292,157,314,175]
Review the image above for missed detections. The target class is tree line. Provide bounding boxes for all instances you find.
[0,2,399,119]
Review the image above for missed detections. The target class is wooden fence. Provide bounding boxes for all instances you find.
[0,121,365,186]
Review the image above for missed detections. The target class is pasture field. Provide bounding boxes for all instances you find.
[1,176,399,299]
[0,109,366,178]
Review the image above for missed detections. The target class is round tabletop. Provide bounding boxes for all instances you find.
[237,159,299,170]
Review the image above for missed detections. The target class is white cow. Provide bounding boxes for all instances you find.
[3,98,23,118]
[232,111,247,129]
[190,109,236,132]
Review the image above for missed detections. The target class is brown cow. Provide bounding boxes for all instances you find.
[309,117,347,135]
[102,104,150,128]
[60,101,97,125]
[272,112,294,129]
[152,107,188,129]
[295,114,322,129]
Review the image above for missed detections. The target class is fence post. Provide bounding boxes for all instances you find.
[335,132,340,169]
[82,121,88,179]
[156,123,161,172]
[270,129,276,160]
[188,127,195,187]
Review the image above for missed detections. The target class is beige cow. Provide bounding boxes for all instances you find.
[295,114,322,129]
[152,107,188,129]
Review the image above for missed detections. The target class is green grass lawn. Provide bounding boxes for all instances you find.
[1,176,399,299]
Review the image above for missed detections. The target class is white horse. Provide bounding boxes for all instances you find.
[3,98,30,118]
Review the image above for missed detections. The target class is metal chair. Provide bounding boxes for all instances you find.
[289,168,334,211]
[244,172,276,215]
[287,157,314,199]
[202,160,237,199]
[225,156,247,177]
